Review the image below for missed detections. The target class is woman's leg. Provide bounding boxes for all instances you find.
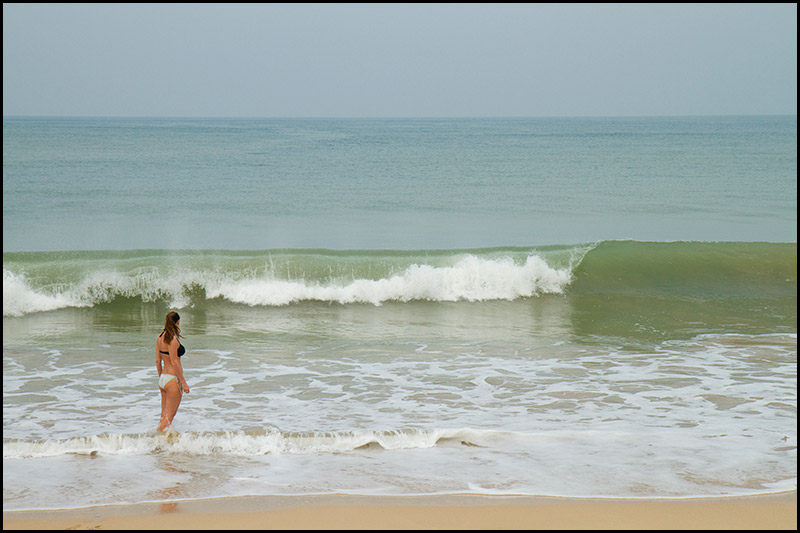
[158,379,182,431]
[159,387,167,426]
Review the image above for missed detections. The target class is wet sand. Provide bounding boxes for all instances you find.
[3,491,796,530]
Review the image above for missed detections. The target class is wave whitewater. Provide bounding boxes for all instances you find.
[3,241,795,317]
[3,246,587,316]
[3,428,511,458]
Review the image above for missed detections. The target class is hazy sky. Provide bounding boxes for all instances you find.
[3,3,797,118]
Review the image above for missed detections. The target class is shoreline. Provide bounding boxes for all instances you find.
[4,491,797,530]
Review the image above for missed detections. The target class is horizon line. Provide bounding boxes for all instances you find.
[3,113,797,120]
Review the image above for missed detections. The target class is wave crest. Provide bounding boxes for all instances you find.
[3,428,506,458]
[212,254,571,306]
[3,249,580,316]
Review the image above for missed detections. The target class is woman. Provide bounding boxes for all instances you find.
[156,311,189,431]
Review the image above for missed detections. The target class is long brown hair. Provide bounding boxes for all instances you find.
[162,311,182,343]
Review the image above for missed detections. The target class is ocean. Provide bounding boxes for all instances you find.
[3,115,796,510]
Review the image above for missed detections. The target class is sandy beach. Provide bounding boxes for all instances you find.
[3,491,796,530]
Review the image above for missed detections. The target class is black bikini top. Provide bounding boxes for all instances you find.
[159,331,186,357]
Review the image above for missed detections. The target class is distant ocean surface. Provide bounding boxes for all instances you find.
[3,116,796,510]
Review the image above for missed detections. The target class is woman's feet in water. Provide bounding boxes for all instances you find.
[158,416,171,432]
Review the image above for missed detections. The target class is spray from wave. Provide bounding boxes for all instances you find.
[3,248,587,317]
[210,254,571,306]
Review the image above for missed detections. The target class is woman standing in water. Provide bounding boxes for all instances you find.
[156,311,189,431]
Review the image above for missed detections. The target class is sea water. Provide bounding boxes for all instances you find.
[3,116,796,510]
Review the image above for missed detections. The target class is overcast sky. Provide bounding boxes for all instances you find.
[3,3,796,118]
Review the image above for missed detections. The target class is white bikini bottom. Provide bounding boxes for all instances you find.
[159,373,178,389]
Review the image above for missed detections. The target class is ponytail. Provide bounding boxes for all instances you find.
[162,311,182,343]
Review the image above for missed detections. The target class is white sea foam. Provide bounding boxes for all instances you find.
[3,270,86,317]
[3,253,574,316]
[4,333,795,502]
[209,255,571,306]
[3,428,503,459]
